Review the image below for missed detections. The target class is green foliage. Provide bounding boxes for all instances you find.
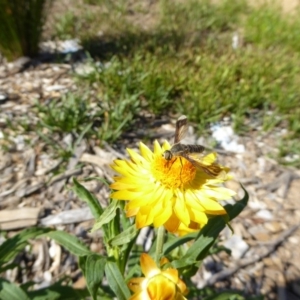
[78,46,300,138]
[244,3,300,53]
[160,0,247,36]
[33,94,96,159]
[35,94,94,134]
[82,255,106,300]
[0,228,92,299]
[5,0,296,165]
[53,11,78,40]
[104,262,131,300]
[74,0,300,164]
[0,0,51,60]
[0,179,249,299]
[72,179,249,298]
[0,280,30,300]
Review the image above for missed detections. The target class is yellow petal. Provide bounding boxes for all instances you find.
[127,148,148,165]
[136,207,155,228]
[188,208,208,225]
[111,190,145,201]
[162,140,171,151]
[128,277,145,293]
[191,192,227,213]
[129,291,149,300]
[202,152,217,165]
[153,204,172,227]
[126,207,139,217]
[202,186,235,200]
[153,140,163,154]
[139,142,153,162]
[173,191,190,226]
[110,181,136,190]
[140,254,159,277]
[162,268,179,282]
[147,274,177,300]
[164,213,180,233]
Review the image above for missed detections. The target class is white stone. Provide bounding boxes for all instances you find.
[211,123,245,153]
[223,234,249,259]
[255,209,273,220]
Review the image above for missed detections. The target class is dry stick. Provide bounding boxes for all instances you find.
[207,225,300,286]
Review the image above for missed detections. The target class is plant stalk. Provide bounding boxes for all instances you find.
[155,226,165,265]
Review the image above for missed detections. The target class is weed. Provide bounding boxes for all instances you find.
[34,94,93,133]
[53,11,78,40]
[244,3,300,53]
[35,0,300,162]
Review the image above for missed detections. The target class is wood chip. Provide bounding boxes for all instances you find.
[40,207,93,226]
[0,207,40,230]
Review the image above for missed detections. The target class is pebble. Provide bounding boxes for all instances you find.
[264,221,283,233]
[255,209,273,220]
[0,92,8,103]
[248,225,270,241]
[223,234,249,259]
[44,84,67,92]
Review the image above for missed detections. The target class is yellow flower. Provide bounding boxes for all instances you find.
[110,141,235,234]
[128,253,188,300]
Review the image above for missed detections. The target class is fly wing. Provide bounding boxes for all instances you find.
[183,154,225,178]
[174,115,188,144]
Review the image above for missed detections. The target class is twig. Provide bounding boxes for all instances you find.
[206,225,300,286]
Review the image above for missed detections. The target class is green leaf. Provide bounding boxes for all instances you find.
[27,283,89,300]
[204,291,244,300]
[125,264,141,281]
[105,261,131,300]
[74,122,93,149]
[72,178,103,219]
[0,263,19,273]
[78,256,87,276]
[92,200,119,232]
[0,279,30,300]
[225,185,249,221]
[109,225,138,247]
[85,255,106,300]
[0,227,52,264]
[45,231,92,257]
[163,232,197,256]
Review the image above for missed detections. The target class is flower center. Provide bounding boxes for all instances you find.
[151,153,196,189]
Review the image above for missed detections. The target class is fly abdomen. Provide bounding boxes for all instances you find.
[185,144,205,153]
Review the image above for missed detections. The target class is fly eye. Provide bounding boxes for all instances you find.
[163,150,172,160]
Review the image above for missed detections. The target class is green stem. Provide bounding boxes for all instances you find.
[155,226,165,265]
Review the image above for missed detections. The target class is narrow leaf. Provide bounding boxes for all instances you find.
[163,232,197,256]
[110,225,138,247]
[78,256,87,276]
[0,280,30,300]
[172,217,226,269]
[92,200,119,232]
[204,291,244,300]
[226,185,249,221]
[0,263,19,273]
[72,178,103,218]
[85,255,106,300]
[0,227,52,264]
[45,231,92,257]
[105,261,130,300]
[27,283,89,300]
